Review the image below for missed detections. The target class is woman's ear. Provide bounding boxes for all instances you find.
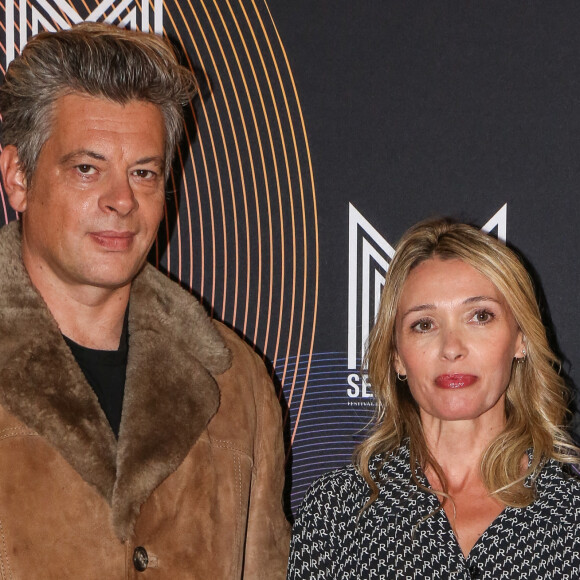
[0,145,28,213]
[393,351,406,376]
[514,331,526,360]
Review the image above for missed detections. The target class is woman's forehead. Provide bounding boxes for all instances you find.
[397,257,507,312]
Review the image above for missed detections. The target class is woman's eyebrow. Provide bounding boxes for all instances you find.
[400,304,436,318]
[400,296,501,319]
[462,296,500,305]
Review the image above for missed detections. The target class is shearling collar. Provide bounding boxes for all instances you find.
[0,221,232,540]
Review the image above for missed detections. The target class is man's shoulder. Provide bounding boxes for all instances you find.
[132,263,232,376]
[133,264,279,428]
[212,320,266,370]
[0,221,21,248]
[204,320,281,455]
[211,319,277,407]
[0,222,28,282]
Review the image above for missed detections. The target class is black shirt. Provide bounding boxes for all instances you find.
[288,443,580,579]
[63,316,128,438]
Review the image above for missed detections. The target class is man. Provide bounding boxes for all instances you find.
[0,22,289,578]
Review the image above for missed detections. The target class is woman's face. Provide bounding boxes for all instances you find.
[394,257,524,425]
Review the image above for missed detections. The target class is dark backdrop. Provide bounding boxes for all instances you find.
[1,1,578,516]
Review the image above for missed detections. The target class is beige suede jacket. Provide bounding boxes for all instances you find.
[0,222,290,579]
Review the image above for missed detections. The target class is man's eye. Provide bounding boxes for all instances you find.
[76,164,96,175]
[133,169,156,179]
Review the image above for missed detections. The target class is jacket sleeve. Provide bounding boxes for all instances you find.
[242,354,291,579]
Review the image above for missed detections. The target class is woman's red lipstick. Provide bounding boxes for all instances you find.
[435,374,477,389]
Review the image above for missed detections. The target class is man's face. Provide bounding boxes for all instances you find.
[18,93,167,293]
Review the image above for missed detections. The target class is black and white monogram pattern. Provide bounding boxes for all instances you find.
[287,444,580,579]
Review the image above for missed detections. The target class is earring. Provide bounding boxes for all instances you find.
[517,347,527,363]
[396,372,407,382]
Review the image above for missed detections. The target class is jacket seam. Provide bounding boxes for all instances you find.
[0,518,13,580]
[0,428,38,440]
[212,439,252,457]
[234,453,242,578]
[253,371,268,477]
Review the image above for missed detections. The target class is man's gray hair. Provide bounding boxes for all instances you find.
[0,22,198,182]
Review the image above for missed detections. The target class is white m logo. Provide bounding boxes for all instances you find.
[5,0,164,69]
[347,203,508,371]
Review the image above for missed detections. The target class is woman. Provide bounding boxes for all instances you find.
[287,219,580,579]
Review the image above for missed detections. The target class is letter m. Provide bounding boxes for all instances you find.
[347,203,507,372]
[4,0,164,69]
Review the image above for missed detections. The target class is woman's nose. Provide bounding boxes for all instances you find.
[439,327,468,361]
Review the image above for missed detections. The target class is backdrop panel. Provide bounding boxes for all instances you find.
[1,1,579,517]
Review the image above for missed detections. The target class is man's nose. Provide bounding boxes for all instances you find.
[99,175,138,216]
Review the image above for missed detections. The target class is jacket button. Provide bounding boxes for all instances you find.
[133,546,149,572]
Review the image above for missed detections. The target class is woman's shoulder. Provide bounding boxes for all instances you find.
[296,460,380,524]
[299,464,367,513]
[532,459,580,522]
[297,445,412,517]
[537,459,580,494]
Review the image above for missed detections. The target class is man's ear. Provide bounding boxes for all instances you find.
[0,145,28,213]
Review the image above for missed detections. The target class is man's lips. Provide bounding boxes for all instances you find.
[435,374,477,389]
[90,231,135,250]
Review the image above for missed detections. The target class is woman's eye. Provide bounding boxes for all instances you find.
[411,319,433,333]
[472,310,494,324]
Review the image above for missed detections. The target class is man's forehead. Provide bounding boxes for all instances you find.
[46,93,167,154]
[51,91,164,121]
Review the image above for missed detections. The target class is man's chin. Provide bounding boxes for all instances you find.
[81,264,145,291]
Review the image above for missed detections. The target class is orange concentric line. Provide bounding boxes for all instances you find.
[164,5,213,295]
[171,127,194,289]
[189,2,248,319]
[253,2,307,400]
[262,0,319,446]
[168,0,223,312]
[201,0,259,329]
[227,0,285,353]
[251,0,298,391]
[169,163,182,280]
[163,5,212,292]
[0,145,9,224]
[77,0,93,21]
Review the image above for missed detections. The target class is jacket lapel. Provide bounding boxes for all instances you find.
[112,264,231,540]
[0,222,117,501]
[0,223,232,541]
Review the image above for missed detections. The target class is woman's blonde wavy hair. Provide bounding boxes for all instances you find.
[354,218,578,508]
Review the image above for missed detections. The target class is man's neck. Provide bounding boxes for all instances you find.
[25,263,131,350]
[58,296,129,350]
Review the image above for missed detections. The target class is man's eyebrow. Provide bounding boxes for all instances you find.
[134,156,165,168]
[59,150,106,165]
[59,152,165,169]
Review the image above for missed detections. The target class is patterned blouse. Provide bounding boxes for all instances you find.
[287,444,580,579]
